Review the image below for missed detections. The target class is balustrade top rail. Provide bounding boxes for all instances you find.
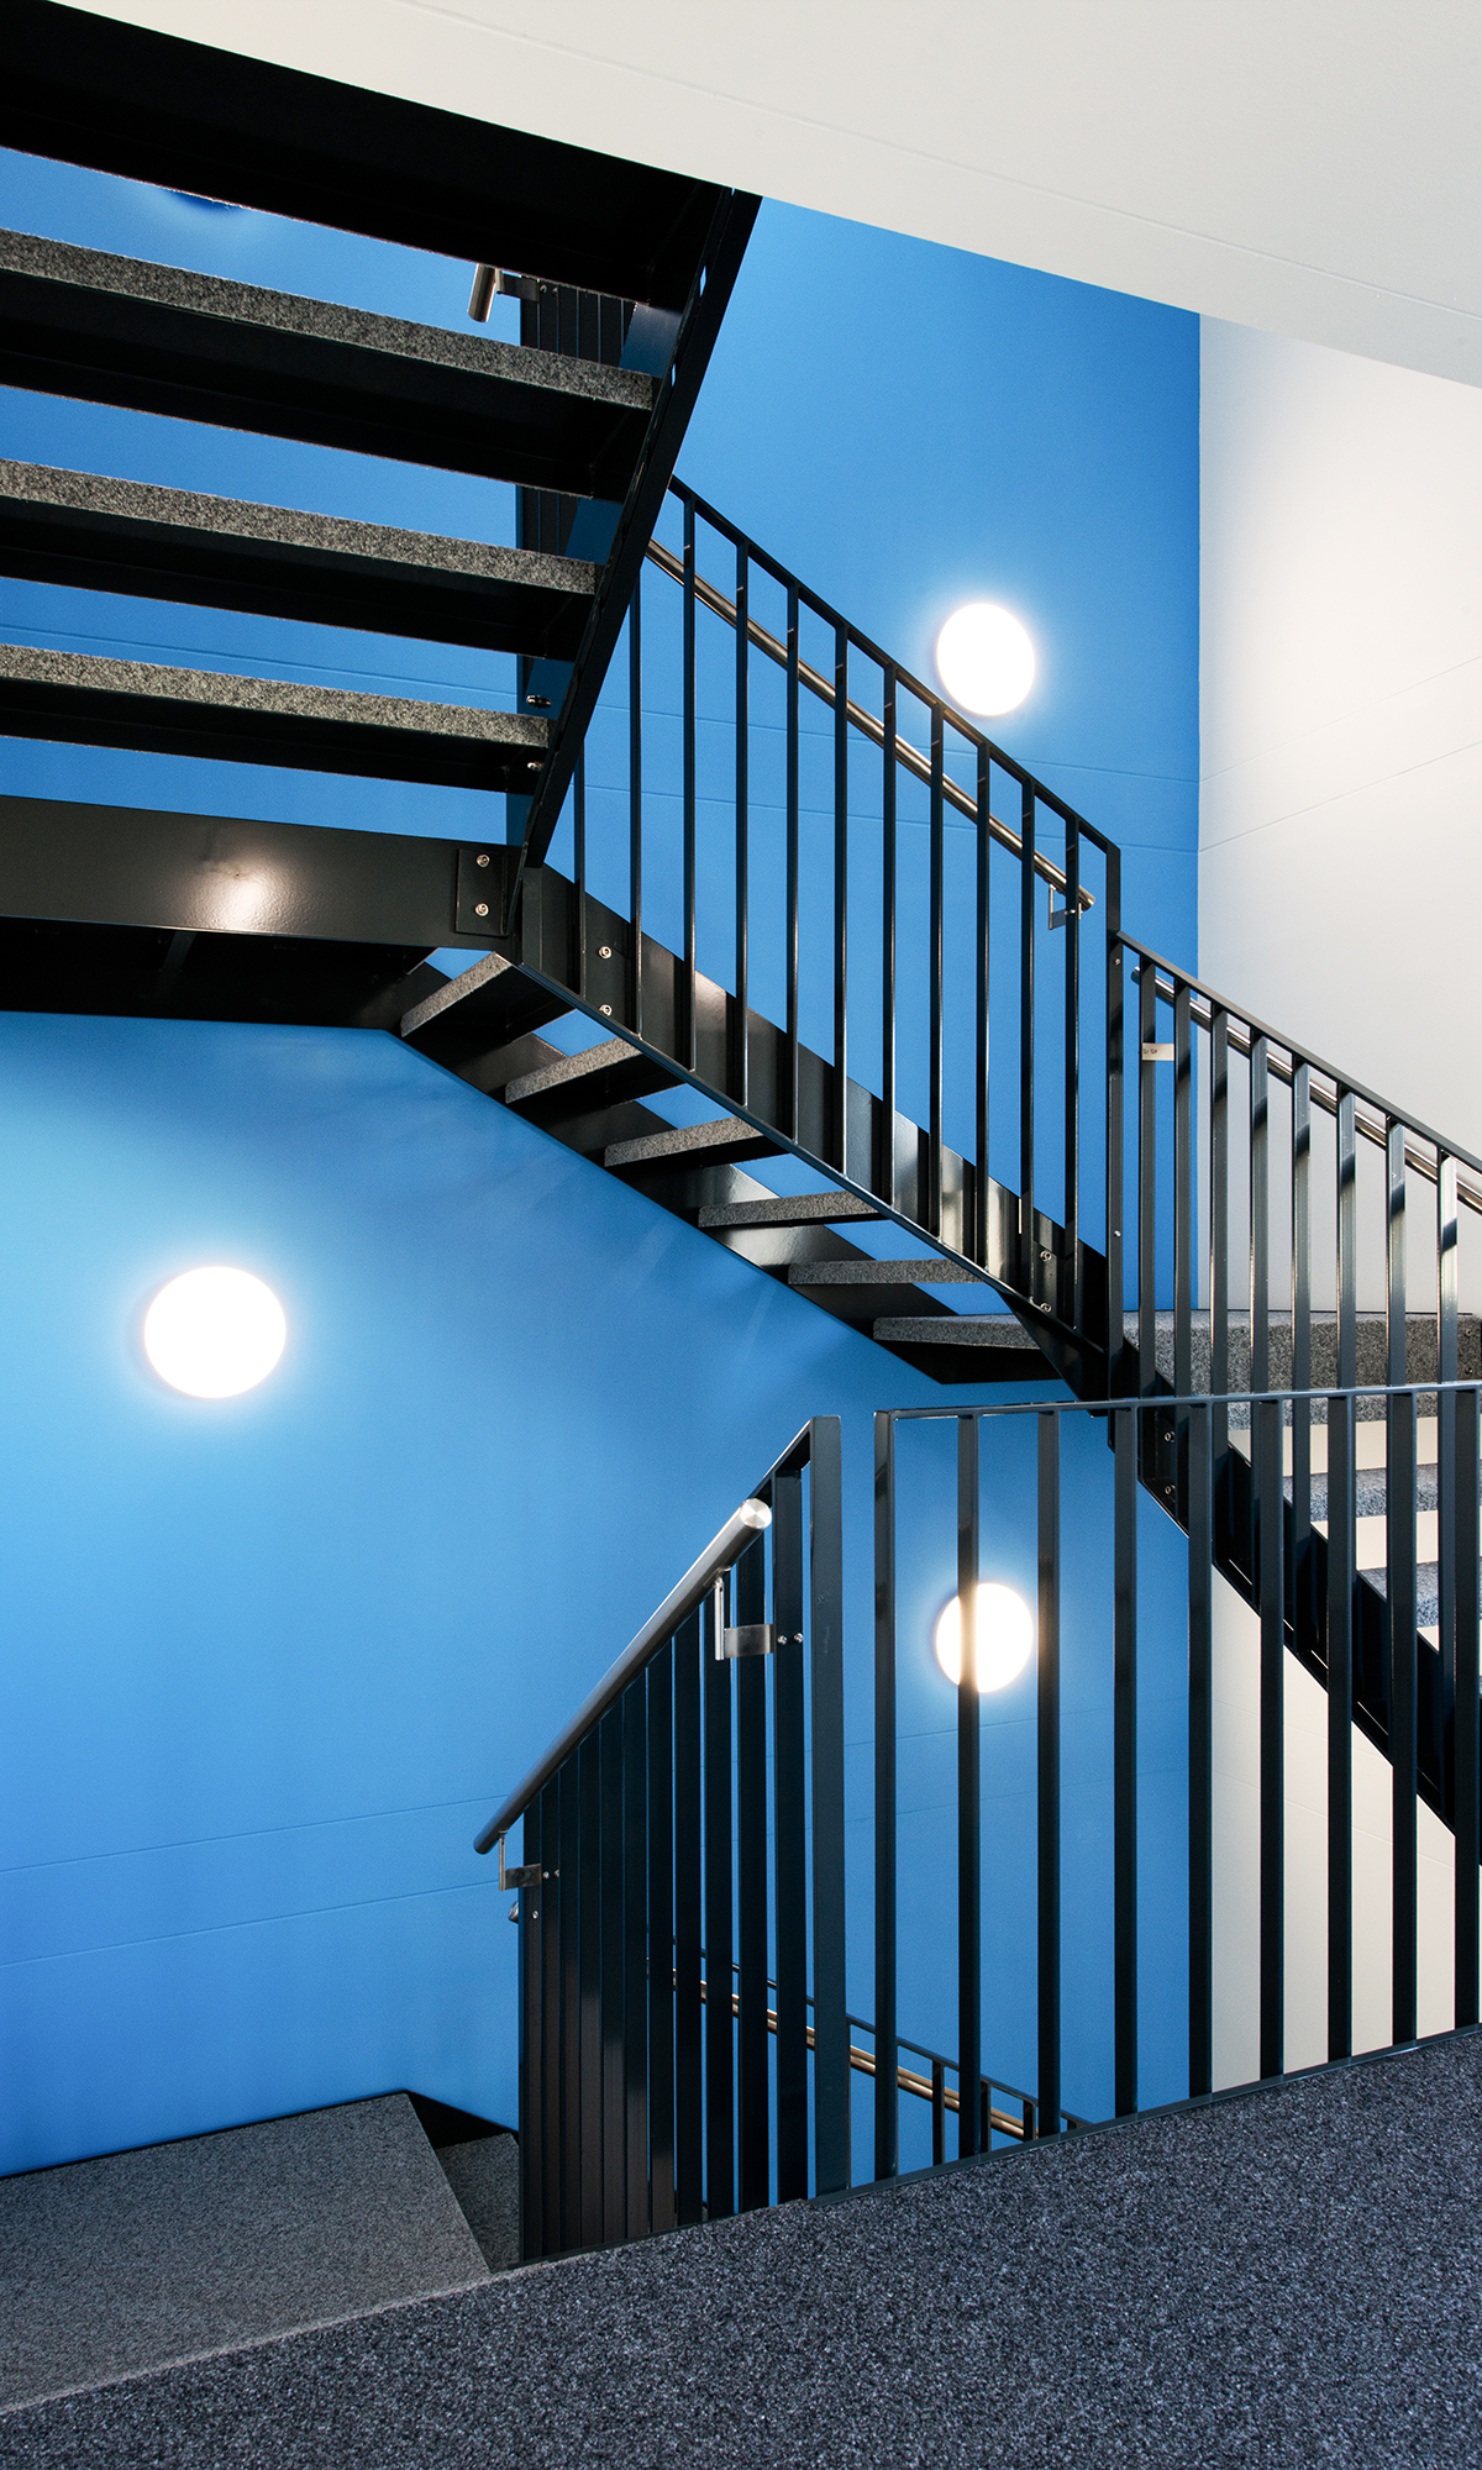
[474,1494,771,1852]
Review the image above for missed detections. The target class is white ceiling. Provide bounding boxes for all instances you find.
[71,0,1482,386]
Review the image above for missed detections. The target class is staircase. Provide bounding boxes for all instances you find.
[5,0,1482,2351]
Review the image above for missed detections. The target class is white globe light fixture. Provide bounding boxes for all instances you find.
[143,1267,287,1399]
[935,602,1037,718]
[934,1581,1034,1694]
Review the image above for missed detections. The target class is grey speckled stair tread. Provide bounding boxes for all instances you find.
[874,1315,1043,1347]
[699,1193,883,1228]
[789,1257,989,1286]
[0,229,658,410]
[0,2095,488,2415]
[0,463,597,593]
[0,644,546,743]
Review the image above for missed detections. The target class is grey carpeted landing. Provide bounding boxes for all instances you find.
[0,2095,489,2412]
[7,2032,1482,2466]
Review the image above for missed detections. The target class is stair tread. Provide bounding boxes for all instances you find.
[0,642,546,788]
[605,1119,776,1168]
[873,1315,1043,1348]
[790,1257,988,1287]
[0,227,657,492]
[0,228,657,409]
[0,460,596,653]
[699,1193,881,1228]
[504,1038,644,1105]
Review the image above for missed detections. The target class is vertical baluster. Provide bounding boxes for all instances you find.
[1104,857,1125,1395]
[1173,981,1194,1511]
[578,1731,604,2249]
[772,1470,809,2200]
[1210,1010,1231,1534]
[1137,957,1158,1410]
[1037,1409,1061,2137]
[880,669,898,1210]
[930,2057,946,2165]
[573,743,587,1004]
[928,707,945,1237]
[1387,1120,1417,2045]
[1326,1387,1355,2062]
[621,1680,649,2241]
[1114,1405,1139,2115]
[703,1581,735,2220]
[520,1787,549,2260]
[1062,824,1081,1322]
[1291,1062,1314,1657]
[1336,1094,1357,1392]
[785,582,800,1138]
[1019,782,1037,1295]
[627,582,644,1039]
[810,1418,850,2196]
[833,620,849,1176]
[1438,1156,1477,2028]
[1250,1035,1270,1396]
[975,744,992,1270]
[681,496,697,1071]
[1256,1390,1284,2080]
[558,1749,582,2253]
[672,1609,704,2226]
[873,1412,898,2183]
[1453,1372,1481,2030]
[734,1532,770,2212]
[646,1645,675,2234]
[957,1414,982,2156]
[733,545,750,1108]
[599,1706,626,2245]
[1187,1400,1213,2097]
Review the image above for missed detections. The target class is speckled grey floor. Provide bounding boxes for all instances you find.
[0,2096,489,2413]
[6,2031,1482,2466]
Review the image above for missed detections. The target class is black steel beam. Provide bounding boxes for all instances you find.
[0,789,503,949]
[3,0,727,312]
[0,231,657,497]
[0,463,597,658]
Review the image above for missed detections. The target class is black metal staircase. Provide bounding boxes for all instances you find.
[5,0,1482,2255]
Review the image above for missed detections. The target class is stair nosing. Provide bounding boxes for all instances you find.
[605,1119,772,1168]
[790,1257,988,1287]
[874,1315,1042,1347]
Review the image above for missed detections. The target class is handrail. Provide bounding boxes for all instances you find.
[474,1496,771,1852]
[644,533,1094,913]
[1126,935,1482,1208]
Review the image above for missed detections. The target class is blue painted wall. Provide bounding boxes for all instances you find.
[0,162,1199,2172]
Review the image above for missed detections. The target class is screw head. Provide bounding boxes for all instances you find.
[597,944,613,960]
[526,760,540,772]
[474,901,489,918]
[599,1003,613,1017]
[475,851,490,869]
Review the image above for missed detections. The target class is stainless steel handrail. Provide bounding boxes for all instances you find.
[644,536,1093,912]
[474,1496,772,1854]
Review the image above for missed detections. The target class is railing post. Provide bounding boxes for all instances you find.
[957,1414,982,2157]
[1036,1408,1061,2137]
[1104,866,1126,1395]
[873,1411,898,2182]
[1113,1404,1138,2114]
[809,1416,850,2195]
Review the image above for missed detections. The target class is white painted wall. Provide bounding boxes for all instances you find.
[1211,1570,1462,2089]
[1200,319,1482,1162]
[81,0,1482,388]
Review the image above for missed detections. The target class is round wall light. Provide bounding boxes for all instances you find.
[935,602,1037,718]
[143,1266,287,1399]
[934,1581,1034,1694]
